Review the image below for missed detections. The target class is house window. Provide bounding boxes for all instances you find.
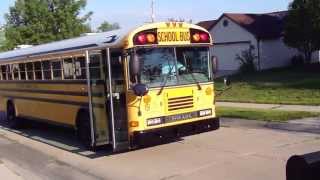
[223,20,229,27]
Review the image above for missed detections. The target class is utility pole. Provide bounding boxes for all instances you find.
[151,0,155,22]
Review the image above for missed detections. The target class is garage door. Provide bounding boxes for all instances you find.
[212,42,251,75]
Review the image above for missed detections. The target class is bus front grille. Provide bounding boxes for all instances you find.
[168,96,194,111]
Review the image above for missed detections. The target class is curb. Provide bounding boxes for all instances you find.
[221,118,320,134]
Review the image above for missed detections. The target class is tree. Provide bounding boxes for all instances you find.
[0,27,5,51]
[3,0,92,50]
[284,0,320,63]
[97,21,120,32]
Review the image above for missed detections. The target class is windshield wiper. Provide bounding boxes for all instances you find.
[190,72,202,90]
[157,64,175,95]
[183,54,202,90]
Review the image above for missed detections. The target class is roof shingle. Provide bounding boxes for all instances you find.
[198,11,288,39]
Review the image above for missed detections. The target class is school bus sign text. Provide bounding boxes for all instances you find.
[157,31,190,43]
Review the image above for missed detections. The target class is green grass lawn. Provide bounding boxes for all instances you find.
[215,67,320,105]
[216,106,320,122]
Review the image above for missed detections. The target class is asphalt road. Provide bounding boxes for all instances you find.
[0,117,320,180]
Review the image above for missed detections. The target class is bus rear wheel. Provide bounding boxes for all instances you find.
[6,102,21,129]
[76,111,95,150]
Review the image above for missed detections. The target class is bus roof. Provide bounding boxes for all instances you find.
[0,22,212,63]
[0,28,131,62]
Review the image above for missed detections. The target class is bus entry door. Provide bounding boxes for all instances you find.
[105,48,129,152]
[85,50,110,148]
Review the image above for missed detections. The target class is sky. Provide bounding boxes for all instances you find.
[0,0,292,30]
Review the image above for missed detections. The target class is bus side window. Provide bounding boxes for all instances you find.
[12,64,19,80]
[7,65,12,80]
[1,65,6,80]
[52,60,62,80]
[42,61,51,80]
[19,63,26,80]
[89,54,102,80]
[34,62,42,80]
[75,56,86,79]
[111,52,124,92]
[26,62,34,80]
[63,58,74,80]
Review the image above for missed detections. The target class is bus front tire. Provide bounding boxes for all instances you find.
[76,111,95,150]
[6,102,21,129]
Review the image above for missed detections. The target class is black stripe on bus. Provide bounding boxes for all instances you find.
[0,88,104,97]
[5,96,105,108]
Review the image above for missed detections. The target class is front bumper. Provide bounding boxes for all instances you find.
[130,118,219,147]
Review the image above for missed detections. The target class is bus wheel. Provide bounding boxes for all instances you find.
[211,118,220,130]
[76,111,94,150]
[6,102,21,129]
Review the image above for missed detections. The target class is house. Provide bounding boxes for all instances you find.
[198,11,320,75]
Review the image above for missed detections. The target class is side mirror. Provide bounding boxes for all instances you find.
[224,77,231,86]
[129,54,140,77]
[133,83,149,96]
[211,56,218,75]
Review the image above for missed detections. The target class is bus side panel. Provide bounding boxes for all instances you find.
[0,95,8,112]
[15,99,79,126]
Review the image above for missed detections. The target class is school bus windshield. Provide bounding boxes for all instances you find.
[134,47,211,88]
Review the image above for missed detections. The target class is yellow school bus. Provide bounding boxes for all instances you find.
[0,22,219,151]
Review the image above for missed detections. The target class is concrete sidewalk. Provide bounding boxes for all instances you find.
[217,102,320,112]
[0,162,23,180]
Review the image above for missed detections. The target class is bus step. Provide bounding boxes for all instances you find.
[115,130,129,142]
[113,141,129,152]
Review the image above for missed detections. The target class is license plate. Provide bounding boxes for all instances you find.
[165,111,198,123]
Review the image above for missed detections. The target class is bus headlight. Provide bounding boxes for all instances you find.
[147,117,163,126]
[199,109,212,117]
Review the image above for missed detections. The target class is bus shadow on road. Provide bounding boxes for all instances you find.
[0,112,206,158]
[0,113,113,159]
[0,113,193,158]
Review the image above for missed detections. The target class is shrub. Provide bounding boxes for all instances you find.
[235,46,257,73]
[290,55,305,67]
